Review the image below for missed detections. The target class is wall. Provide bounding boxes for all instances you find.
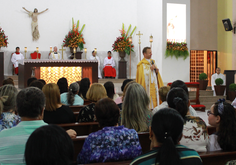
[190,0,217,50]
[232,0,236,70]
[162,0,190,83]
[217,0,233,71]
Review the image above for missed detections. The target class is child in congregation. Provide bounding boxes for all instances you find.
[207,99,236,151]
[130,108,202,165]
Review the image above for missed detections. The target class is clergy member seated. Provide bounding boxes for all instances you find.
[211,67,226,96]
[103,51,116,78]
[89,51,102,79]
[49,46,61,60]
[11,47,24,75]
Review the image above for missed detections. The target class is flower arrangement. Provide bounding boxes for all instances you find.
[165,41,189,60]
[112,23,136,55]
[0,27,8,48]
[63,18,85,50]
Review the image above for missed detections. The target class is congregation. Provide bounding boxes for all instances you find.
[0,74,236,165]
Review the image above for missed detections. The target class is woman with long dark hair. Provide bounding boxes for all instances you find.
[103,81,119,100]
[78,78,90,99]
[131,108,202,165]
[207,99,236,151]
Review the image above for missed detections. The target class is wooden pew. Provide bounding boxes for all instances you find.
[58,122,101,136]
[70,105,85,112]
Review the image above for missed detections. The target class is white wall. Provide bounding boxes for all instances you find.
[162,0,190,83]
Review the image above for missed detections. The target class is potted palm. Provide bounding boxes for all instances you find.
[228,83,236,101]
[197,73,208,90]
[214,78,226,96]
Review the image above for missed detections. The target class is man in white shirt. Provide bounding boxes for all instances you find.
[103,51,116,78]
[211,67,226,96]
[11,47,24,75]
[89,51,102,79]
[49,46,61,60]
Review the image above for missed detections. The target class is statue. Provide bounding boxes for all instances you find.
[22,7,48,41]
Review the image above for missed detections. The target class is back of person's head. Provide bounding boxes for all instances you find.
[2,78,14,86]
[42,83,61,111]
[67,82,80,105]
[38,79,46,86]
[0,85,18,114]
[104,81,115,99]
[122,83,150,132]
[17,87,45,118]
[159,86,170,102]
[29,80,44,90]
[24,125,74,165]
[57,77,68,94]
[95,98,120,128]
[170,80,189,96]
[212,100,236,151]
[122,81,136,101]
[167,87,189,119]
[121,79,133,92]
[78,78,90,99]
[151,108,184,165]
[86,83,107,102]
[27,77,37,87]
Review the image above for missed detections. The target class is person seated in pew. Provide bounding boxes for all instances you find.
[103,51,116,78]
[77,83,107,122]
[42,83,76,124]
[167,87,208,152]
[0,85,21,131]
[77,98,142,164]
[2,78,14,86]
[121,83,152,132]
[78,78,90,100]
[104,81,119,101]
[170,80,198,116]
[152,86,170,115]
[130,108,202,165]
[207,99,236,151]
[61,82,84,106]
[57,77,68,94]
[25,125,74,165]
[114,79,133,105]
[29,80,44,90]
[27,77,37,87]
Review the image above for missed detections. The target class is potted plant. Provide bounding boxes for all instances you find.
[214,78,226,96]
[112,23,136,61]
[0,27,8,50]
[228,83,236,101]
[197,73,208,90]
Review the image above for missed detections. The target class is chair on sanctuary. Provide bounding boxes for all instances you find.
[30,51,41,59]
[167,82,206,112]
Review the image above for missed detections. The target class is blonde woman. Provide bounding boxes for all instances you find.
[42,83,75,124]
[121,83,152,132]
[77,83,107,122]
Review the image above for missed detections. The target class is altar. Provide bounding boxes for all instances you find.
[18,59,98,89]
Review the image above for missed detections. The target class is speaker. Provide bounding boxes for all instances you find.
[222,18,233,31]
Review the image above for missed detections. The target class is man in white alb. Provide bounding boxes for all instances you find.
[89,51,102,79]
[211,67,226,96]
[49,46,61,60]
[11,47,24,75]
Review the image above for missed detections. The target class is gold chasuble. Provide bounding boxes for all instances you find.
[136,58,164,108]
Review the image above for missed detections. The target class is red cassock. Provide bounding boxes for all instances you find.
[103,66,116,77]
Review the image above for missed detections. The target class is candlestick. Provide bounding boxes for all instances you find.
[36,47,39,59]
[24,47,27,59]
[150,35,153,48]
[73,47,76,60]
[84,48,87,59]
[50,46,52,53]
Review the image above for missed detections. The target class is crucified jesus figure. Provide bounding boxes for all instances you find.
[22,7,48,41]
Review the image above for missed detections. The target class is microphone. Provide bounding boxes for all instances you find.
[151,60,157,75]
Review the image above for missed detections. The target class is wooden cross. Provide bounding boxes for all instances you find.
[59,46,66,60]
[136,31,143,45]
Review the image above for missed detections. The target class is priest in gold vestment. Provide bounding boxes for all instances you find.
[136,47,164,108]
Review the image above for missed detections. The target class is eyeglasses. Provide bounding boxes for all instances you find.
[207,110,215,116]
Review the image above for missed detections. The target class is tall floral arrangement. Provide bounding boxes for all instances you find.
[165,41,189,60]
[0,27,8,48]
[63,18,85,50]
[112,23,136,55]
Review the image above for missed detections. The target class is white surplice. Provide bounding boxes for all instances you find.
[49,52,61,60]
[11,53,24,68]
[103,57,115,68]
[89,55,102,79]
[211,73,226,96]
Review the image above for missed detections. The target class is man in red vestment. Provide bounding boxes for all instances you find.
[103,51,116,78]
[11,47,24,75]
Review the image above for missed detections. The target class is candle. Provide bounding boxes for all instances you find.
[129,37,132,42]
[50,46,52,52]
[25,47,27,51]
[84,48,87,53]
[150,35,153,42]
[36,47,39,52]
[73,47,76,54]
[94,48,97,54]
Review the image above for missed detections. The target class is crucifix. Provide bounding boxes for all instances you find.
[59,46,66,60]
[136,31,143,61]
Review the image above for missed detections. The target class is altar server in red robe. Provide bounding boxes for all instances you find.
[11,47,24,75]
[103,51,116,78]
